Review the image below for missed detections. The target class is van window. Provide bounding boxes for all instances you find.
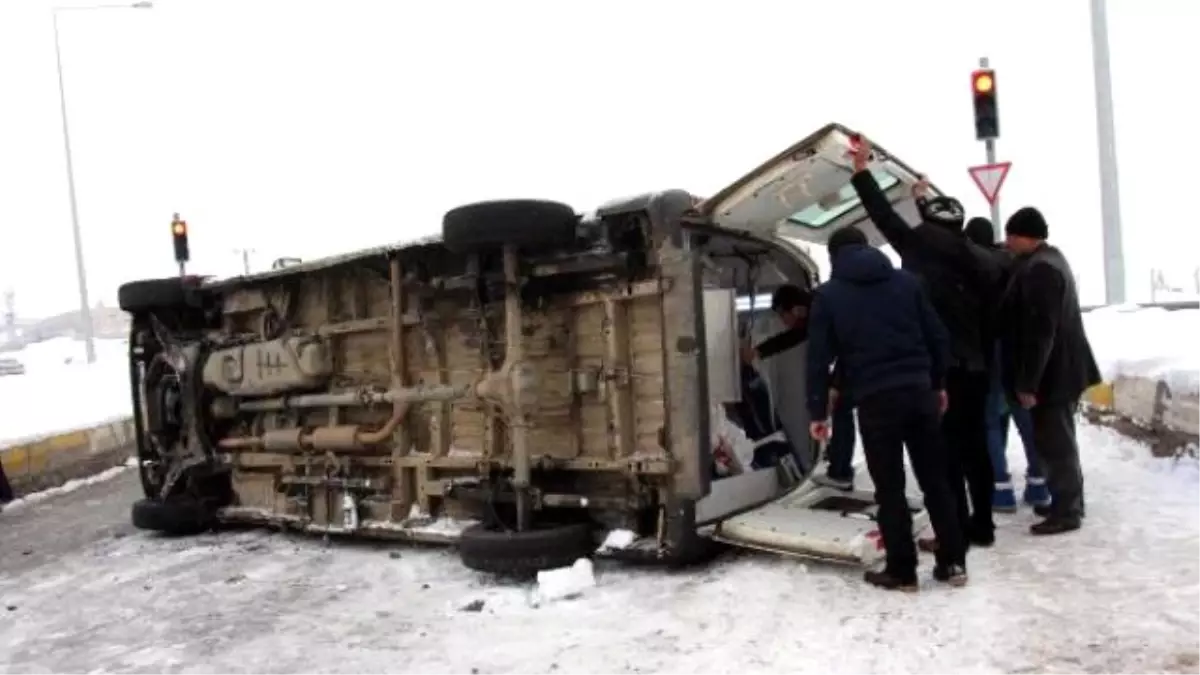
[786,168,898,228]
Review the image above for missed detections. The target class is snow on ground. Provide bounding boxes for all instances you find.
[0,337,131,446]
[1,422,1196,674]
[1084,306,1199,396]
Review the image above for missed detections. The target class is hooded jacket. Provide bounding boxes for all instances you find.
[806,244,950,420]
[850,171,1004,373]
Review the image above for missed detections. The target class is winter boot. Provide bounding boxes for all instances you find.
[863,569,918,592]
[932,563,969,587]
[1030,516,1081,536]
[993,479,1018,513]
[1023,475,1052,508]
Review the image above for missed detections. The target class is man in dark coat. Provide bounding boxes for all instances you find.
[807,226,967,591]
[998,207,1102,535]
[0,454,13,509]
[847,137,1004,550]
[743,285,856,488]
[964,217,1050,513]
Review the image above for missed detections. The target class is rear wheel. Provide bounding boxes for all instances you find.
[118,277,196,313]
[458,522,594,578]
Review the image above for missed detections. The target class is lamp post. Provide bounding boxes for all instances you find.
[1089,0,1125,305]
[52,1,152,364]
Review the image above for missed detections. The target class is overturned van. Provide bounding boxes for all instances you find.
[119,123,935,575]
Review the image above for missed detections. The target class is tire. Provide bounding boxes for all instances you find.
[458,522,594,577]
[118,278,191,313]
[442,199,578,253]
[131,497,215,536]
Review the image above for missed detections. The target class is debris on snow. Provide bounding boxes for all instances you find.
[533,558,596,606]
[460,599,486,612]
[596,529,636,553]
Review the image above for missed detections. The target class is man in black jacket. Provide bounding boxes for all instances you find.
[999,207,1101,535]
[743,285,856,488]
[0,454,13,510]
[807,226,967,591]
[847,137,1003,551]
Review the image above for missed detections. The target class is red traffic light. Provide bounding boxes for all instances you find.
[972,69,995,95]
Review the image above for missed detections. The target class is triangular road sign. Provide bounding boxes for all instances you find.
[968,162,1012,206]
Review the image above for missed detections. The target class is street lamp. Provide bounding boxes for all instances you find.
[52,1,152,364]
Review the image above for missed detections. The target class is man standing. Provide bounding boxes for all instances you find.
[848,137,1004,549]
[807,226,967,591]
[0,453,13,511]
[743,285,856,489]
[998,207,1101,535]
[964,217,1050,512]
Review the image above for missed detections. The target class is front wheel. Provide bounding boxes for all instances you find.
[131,497,216,536]
[458,522,594,578]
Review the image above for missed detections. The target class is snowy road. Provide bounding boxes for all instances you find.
[1,424,1198,675]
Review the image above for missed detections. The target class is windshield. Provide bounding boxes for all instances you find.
[785,168,899,229]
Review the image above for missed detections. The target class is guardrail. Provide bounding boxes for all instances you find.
[0,415,137,496]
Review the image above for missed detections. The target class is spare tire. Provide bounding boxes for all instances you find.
[458,522,594,577]
[131,497,215,536]
[118,277,193,313]
[442,199,578,253]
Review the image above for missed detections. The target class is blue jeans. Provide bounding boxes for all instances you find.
[985,353,1041,483]
[827,396,856,481]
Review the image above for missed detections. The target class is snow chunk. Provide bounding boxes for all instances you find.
[596,529,636,553]
[532,558,595,605]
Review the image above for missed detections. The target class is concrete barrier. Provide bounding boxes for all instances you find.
[1083,379,1198,456]
[0,416,137,496]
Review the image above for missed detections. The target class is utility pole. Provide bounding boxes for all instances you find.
[52,1,153,364]
[1090,0,1126,304]
[233,248,256,275]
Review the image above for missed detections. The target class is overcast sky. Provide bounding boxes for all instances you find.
[0,0,1195,316]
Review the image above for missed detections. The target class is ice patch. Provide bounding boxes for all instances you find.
[532,558,595,605]
[596,528,636,553]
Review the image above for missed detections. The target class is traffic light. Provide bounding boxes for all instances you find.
[971,68,999,140]
[171,214,190,263]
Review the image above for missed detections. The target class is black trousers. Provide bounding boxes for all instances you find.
[942,368,994,538]
[1030,400,1085,521]
[858,385,966,576]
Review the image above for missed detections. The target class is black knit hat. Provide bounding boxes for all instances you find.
[1005,207,1048,239]
[964,217,994,246]
[828,226,868,257]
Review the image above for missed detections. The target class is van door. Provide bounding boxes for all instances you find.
[695,122,937,247]
[694,123,938,565]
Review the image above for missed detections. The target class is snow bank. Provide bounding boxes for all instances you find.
[1084,306,1198,396]
[0,338,131,446]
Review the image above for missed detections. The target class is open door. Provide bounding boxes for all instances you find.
[695,122,940,247]
[695,123,939,565]
[709,459,931,567]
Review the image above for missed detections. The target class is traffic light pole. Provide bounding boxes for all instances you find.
[979,57,1003,241]
[1089,0,1126,304]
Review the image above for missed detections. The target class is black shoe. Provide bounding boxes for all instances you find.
[933,563,969,587]
[968,524,996,548]
[1033,504,1052,518]
[863,570,918,592]
[1030,517,1081,536]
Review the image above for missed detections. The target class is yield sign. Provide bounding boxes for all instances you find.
[968,162,1012,206]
